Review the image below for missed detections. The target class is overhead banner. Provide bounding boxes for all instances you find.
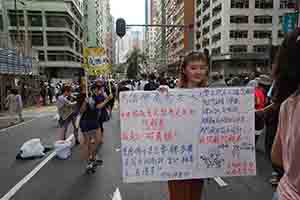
[120,88,256,183]
[82,47,112,75]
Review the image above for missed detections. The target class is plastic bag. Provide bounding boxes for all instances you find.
[20,138,45,158]
[112,188,122,200]
[54,140,72,160]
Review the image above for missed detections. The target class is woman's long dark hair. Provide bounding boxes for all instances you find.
[272,28,300,102]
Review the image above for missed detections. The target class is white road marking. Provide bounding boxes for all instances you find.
[0,119,37,133]
[214,177,228,187]
[0,135,74,200]
[0,113,55,133]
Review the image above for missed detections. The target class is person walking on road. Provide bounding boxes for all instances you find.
[168,51,209,200]
[271,29,300,200]
[79,85,112,172]
[5,88,24,123]
[56,85,79,143]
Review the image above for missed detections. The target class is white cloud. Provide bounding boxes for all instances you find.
[111,0,145,26]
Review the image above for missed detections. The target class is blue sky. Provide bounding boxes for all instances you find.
[111,0,145,30]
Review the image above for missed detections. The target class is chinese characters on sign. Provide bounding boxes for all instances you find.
[120,88,256,183]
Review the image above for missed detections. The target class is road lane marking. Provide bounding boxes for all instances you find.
[0,135,74,200]
[214,177,228,187]
[0,119,37,133]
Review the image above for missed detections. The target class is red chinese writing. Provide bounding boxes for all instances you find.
[121,130,176,142]
[226,161,256,176]
[142,118,165,130]
[199,134,241,145]
[120,107,196,121]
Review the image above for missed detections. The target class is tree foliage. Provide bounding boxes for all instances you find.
[126,48,147,79]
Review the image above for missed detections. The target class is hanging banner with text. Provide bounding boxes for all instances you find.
[120,87,256,183]
[82,47,112,75]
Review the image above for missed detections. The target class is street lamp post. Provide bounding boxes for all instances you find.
[14,0,20,47]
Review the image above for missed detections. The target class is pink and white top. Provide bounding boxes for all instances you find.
[277,96,300,200]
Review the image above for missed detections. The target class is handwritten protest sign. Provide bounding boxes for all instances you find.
[120,87,256,183]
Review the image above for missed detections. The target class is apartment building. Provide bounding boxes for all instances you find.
[84,0,113,64]
[195,0,295,75]
[166,0,184,63]
[149,0,195,75]
[1,0,85,79]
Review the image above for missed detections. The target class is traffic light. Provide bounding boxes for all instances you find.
[116,18,126,38]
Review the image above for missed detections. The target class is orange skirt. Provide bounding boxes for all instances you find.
[168,179,204,200]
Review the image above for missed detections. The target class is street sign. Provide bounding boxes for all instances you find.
[283,13,297,33]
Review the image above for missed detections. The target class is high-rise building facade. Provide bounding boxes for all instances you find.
[1,0,85,78]
[84,0,113,64]
[195,0,295,75]
[149,0,195,75]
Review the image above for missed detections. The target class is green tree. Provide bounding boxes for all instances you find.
[126,48,147,79]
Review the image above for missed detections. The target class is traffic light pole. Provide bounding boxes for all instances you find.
[161,0,166,65]
[126,24,187,28]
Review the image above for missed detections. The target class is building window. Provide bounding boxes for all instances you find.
[280,0,296,9]
[0,16,3,31]
[203,26,210,35]
[278,30,285,38]
[202,38,210,47]
[47,51,76,62]
[229,45,247,53]
[46,12,73,29]
[38,51,45,61]
[212,4,222,17]
[203,0,210,12]
[255,0,273,9]
[254,15,272,24]
[253,45,268,53]
[196,31,201,39]
[230,15,248,24]
[203,13,210,25]
[8,10,24,26]
[28,15,42,27]
[279,16,283,24]
[197,9,202,17]
[254,30,272,39]
[212,32,221,43]
[231,0,249,8]
[197,20,201,28]
[212,47,221,55]
[230,30,248,39]
[31,31,43,46]
[47,32,74,48]
[212,18,222,30]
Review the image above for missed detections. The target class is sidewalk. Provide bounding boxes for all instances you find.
[0,105,57,129]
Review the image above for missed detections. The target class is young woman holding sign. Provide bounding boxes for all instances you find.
[168,51,209,200]
[271,29,300,200]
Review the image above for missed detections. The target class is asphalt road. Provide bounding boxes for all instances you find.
[0,111,275,200]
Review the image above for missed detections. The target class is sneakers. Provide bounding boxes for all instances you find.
[86,161,94,172]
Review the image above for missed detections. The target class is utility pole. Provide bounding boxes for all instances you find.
[14,0,21,48]
[2,0,10,48]
[161,0,166,65]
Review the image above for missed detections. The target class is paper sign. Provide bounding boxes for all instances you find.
[82,47,112,75]
[120,87,256,183]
